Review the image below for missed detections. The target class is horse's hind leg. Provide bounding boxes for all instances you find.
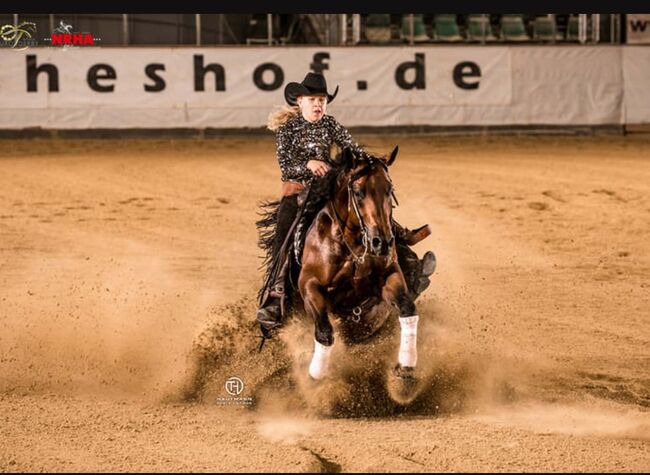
[302,276,334,380]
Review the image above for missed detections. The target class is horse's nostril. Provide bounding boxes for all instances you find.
[372,237,382,249]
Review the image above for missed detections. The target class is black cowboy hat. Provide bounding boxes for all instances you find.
[284,72,339,106]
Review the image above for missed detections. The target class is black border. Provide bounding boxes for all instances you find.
[9,1,650,14]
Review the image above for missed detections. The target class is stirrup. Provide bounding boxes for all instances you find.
[269,283,285,299]
[403,224,431,246]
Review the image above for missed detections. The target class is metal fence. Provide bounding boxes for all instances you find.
[1,13,624,47]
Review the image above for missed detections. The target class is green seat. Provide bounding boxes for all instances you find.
[466,14,497,42]
[433,14,463,42]
[533,16,563,41]
[364,14,392,43]
[400,14,430,42]
[500,14,530,41]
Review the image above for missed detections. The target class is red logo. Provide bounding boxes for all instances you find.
[51,33,95,46]
[46,21,100,47]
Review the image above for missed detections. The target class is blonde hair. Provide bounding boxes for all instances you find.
[267,105,300,132]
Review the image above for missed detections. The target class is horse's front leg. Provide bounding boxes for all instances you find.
[382,270,419,370]
[300,274,334,380]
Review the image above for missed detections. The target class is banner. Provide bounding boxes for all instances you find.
[626,14,650,44]
[0,46,628,129]
[623,47,650,124]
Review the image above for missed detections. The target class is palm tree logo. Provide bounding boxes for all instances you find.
[0,21,37,50]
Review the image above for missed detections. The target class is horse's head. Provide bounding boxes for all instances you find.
[334,146,399,257]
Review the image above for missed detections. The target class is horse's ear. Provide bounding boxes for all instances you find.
[387,146,398,166]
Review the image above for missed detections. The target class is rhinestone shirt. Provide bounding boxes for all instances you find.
[276,114,368,184]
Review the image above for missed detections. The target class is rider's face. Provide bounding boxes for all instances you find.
[297,95,327,123]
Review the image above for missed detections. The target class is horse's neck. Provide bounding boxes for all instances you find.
[329,194,364,247]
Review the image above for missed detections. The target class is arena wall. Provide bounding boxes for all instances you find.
[0,46,648,131]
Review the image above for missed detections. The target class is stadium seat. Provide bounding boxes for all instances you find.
[432,14,464,42]
[364,14,392,43]
[466,14,498,42]
[533,16,563,41]
[400,14,430,42]
[500,14,531,41]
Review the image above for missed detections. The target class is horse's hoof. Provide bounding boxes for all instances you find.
[393,363,416,380]
[387,364,420,405]
[307,373,327,384]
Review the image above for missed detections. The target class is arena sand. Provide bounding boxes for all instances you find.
[0,135,648,471]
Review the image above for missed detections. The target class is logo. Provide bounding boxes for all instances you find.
[0,22,37,50]
[53,21,73,34]
[224,376,244,396]
[45,20,101,48]
[217,375,254,406]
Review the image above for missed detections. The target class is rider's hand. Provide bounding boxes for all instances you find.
[307,160,331,177]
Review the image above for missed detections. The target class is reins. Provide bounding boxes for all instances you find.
[330,158,397,266]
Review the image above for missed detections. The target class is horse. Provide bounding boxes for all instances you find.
[268,145,423,403]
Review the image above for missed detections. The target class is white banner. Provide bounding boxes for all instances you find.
[626,14,650,44]
[1,46,508,129]
[0,46,629,128]
[623,47,650,123]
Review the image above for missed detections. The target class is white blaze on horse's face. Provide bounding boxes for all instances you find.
[297,95,327,123]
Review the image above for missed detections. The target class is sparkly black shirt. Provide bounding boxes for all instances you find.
[276,114,368,184]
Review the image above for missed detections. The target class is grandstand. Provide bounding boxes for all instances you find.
[0,14,625,45]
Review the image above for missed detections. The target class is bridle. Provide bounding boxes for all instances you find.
[331,157,399,265]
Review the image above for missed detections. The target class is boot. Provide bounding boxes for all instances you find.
[256,194,299,335]
[393,220,432,246]
[256,258,289,334]
[393,220,436,300]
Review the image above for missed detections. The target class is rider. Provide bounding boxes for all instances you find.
[256,71,435,335]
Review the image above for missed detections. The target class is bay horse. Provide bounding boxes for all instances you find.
[291,146,422,401]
